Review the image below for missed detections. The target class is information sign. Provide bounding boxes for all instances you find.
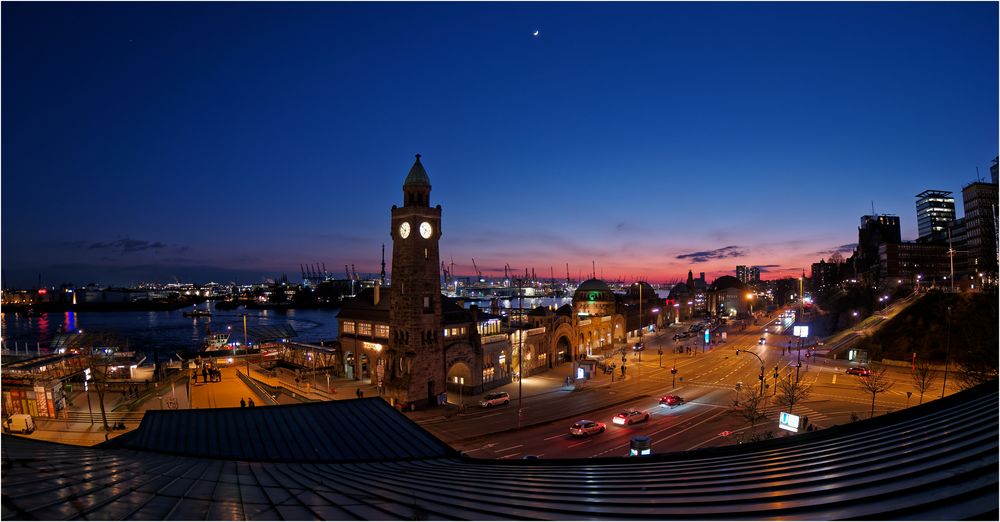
[779,411,800,433]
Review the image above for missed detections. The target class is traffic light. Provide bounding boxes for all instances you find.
[671,367,677,375]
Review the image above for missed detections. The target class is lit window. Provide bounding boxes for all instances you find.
[343,321,355,334]
[374,324,389,338]
[357,322,372,336]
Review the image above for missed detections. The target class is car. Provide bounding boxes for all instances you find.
[612,409,650,425]
[846,367,871,376]
[569,420,606,437]
[632,343,645,351]
[659,395,685,407]
[758,337,766,345]
[479,391,510,407]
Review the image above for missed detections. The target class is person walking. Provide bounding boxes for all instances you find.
[356,388,363,399]
[240,398,246,408]
[202,367,208,383]
[248,397,255,407]
[192,370,198,384]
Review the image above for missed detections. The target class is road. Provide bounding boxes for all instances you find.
[418,311,961,460]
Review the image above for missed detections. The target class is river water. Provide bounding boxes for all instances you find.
[0,302,342,358]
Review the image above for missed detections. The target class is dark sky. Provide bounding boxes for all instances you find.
[2,2,997,287]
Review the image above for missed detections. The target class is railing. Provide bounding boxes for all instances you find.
[235,370,280,406]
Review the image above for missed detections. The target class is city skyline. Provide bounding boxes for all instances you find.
[2,2,997,287]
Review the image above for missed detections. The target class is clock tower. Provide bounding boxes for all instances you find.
[388,154,444,407]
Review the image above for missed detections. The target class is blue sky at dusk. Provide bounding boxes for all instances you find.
[2,2,997,287]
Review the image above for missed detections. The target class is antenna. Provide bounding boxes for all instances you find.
[976,166,983,182]
[592,260,596,279]
[871,201,875,215]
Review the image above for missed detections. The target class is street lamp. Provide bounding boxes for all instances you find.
[735,349,765,396]
[745,292,755,319]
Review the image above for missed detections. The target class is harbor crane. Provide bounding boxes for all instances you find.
[471,258,483,282]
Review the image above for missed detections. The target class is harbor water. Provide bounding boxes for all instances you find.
[0,302,342,359]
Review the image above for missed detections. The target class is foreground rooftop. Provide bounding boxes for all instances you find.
[2,382,997,520]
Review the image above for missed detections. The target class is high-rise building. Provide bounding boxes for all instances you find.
[810,259,838,294]
[736,265,760,285]
[961,180,999,281]
[915,190,956,241]
[856,214,901,284]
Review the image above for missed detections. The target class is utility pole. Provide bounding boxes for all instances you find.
[941,305,951,398]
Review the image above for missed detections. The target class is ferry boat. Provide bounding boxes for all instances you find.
[183,308,212,318]
[202,332,231,351]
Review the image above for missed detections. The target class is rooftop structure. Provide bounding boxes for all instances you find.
[1,381,996,519]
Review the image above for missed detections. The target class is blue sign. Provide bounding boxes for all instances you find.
[704,329,710,344]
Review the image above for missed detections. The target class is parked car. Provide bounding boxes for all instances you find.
[846,367,871,376]
[479,391,510,407]
[569,420,606,437]
[659,395,685,407]
[613,409,650,425]
[4,414,34,434]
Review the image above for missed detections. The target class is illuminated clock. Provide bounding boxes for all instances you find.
[419,221,433,239]
[399,222,411,239]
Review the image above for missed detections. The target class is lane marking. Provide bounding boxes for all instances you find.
[569,438,595,448]
[543,433,566,441]
[495,444,523,453]
[500,453,521,459]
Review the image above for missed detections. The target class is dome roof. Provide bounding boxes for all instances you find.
[709,275,745,292]
[575,278,612,293]
[403,154,431,188]
[627,281,657,298]
[573,278,615,305]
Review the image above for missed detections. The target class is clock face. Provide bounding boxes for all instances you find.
[419,221,433,239]
[398,222,411,239]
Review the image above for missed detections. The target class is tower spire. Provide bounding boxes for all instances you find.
[380,243,386,283]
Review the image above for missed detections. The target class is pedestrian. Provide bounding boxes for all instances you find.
[192,370,197,383]
[217,369,222,382]
[248,397,255,407]
[202,367,208,383]
[356,388,363,399]
[240,398,246,408]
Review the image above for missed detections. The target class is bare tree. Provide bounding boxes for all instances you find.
[74,332,125,434]
[857,363,895,418]
[775,378,811,414]
[911,359,937,405]
[735,385,769,437]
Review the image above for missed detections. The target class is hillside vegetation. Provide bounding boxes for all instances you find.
[857,291,998,388]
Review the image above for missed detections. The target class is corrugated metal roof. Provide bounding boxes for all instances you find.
[245,325,297,342]
[110,398,455,462]
[2,382,997,520]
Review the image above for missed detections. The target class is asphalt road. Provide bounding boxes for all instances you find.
[421,312,961,460]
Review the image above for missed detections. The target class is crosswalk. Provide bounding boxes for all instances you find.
[759,404,832,429]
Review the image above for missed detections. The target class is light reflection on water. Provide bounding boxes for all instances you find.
[1,302,341,358]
